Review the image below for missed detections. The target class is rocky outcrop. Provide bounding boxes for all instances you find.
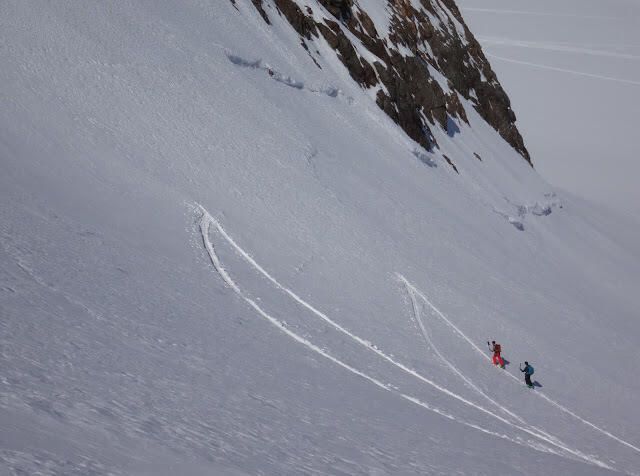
[236,0,532,166]
[317,19,378,87]
[273,0,317,38]
[317,0,353,20]
[250,0,271,24]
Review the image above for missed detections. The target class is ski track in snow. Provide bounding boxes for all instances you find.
[485,52,640,86]
[477,36,640,61]
[196,208,544,452]
[404,281,526,424]
[195,204,612,470]
[399,275,640,461]
[402,279,624,469]
[460,7,627,20]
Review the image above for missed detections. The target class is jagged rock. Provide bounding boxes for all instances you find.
[446,89,468,124]
[251,0,270,23]
[318,20,376,87]
[244,0,532,166]
[357,9,377,38]
[442,154,459,173]
[318,0,353,20]
[273,0,317,39]
[376,90,398,122]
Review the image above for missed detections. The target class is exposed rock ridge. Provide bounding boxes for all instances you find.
[239,0,532,166]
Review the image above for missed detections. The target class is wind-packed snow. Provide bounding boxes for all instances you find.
[1,1,640,474]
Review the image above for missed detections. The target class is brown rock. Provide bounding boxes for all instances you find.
[442,154,459,173]
[250,0,270,24]
[273,0,317,39]
[250,0,532,166]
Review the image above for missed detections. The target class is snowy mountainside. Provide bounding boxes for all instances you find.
[1,0,640,474]
[457,0,640,220]
[245,0,531,165]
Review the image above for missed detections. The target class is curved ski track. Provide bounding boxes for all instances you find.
[400,275,640,460]
[196,204,620,470]
[197,208,542,450]
[401,280,628,470]
[404,282,526,425]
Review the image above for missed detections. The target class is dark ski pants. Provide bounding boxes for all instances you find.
[525,374,533,387]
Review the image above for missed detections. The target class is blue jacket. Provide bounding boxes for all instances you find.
[521,365,533,375]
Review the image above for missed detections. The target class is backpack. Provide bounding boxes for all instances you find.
[494,344,501,353]
[527,365,534,375]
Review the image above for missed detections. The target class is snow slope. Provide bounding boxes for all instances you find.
[1,1,639,474]
[458,0,640,220]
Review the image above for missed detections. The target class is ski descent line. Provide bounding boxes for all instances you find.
[404,281,525,424]
[196,204,613,470]
[196,207,552,453]
[399,274,640,457]
[402,280,620,465]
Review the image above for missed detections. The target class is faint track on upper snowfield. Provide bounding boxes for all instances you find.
[400,275,640,460]
[477,36,640,61]
[195,204,612,470]
[460,7,627,20]
[485,53,640,86]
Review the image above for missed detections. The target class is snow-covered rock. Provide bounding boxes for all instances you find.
[248,0,531,163]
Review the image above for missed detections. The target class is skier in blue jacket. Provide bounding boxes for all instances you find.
[520,362,534,388]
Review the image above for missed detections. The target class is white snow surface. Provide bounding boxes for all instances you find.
[458,0,640,221]
[1,1,640,474]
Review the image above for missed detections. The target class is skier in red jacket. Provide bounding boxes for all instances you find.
[488,340,505,368]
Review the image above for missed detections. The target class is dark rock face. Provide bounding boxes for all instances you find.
[236,0,532,166]
[250,0,270,24]
[317,0,353,20]
[318,20,377,87]
[273,0,317,39]
[442,154,459,173]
